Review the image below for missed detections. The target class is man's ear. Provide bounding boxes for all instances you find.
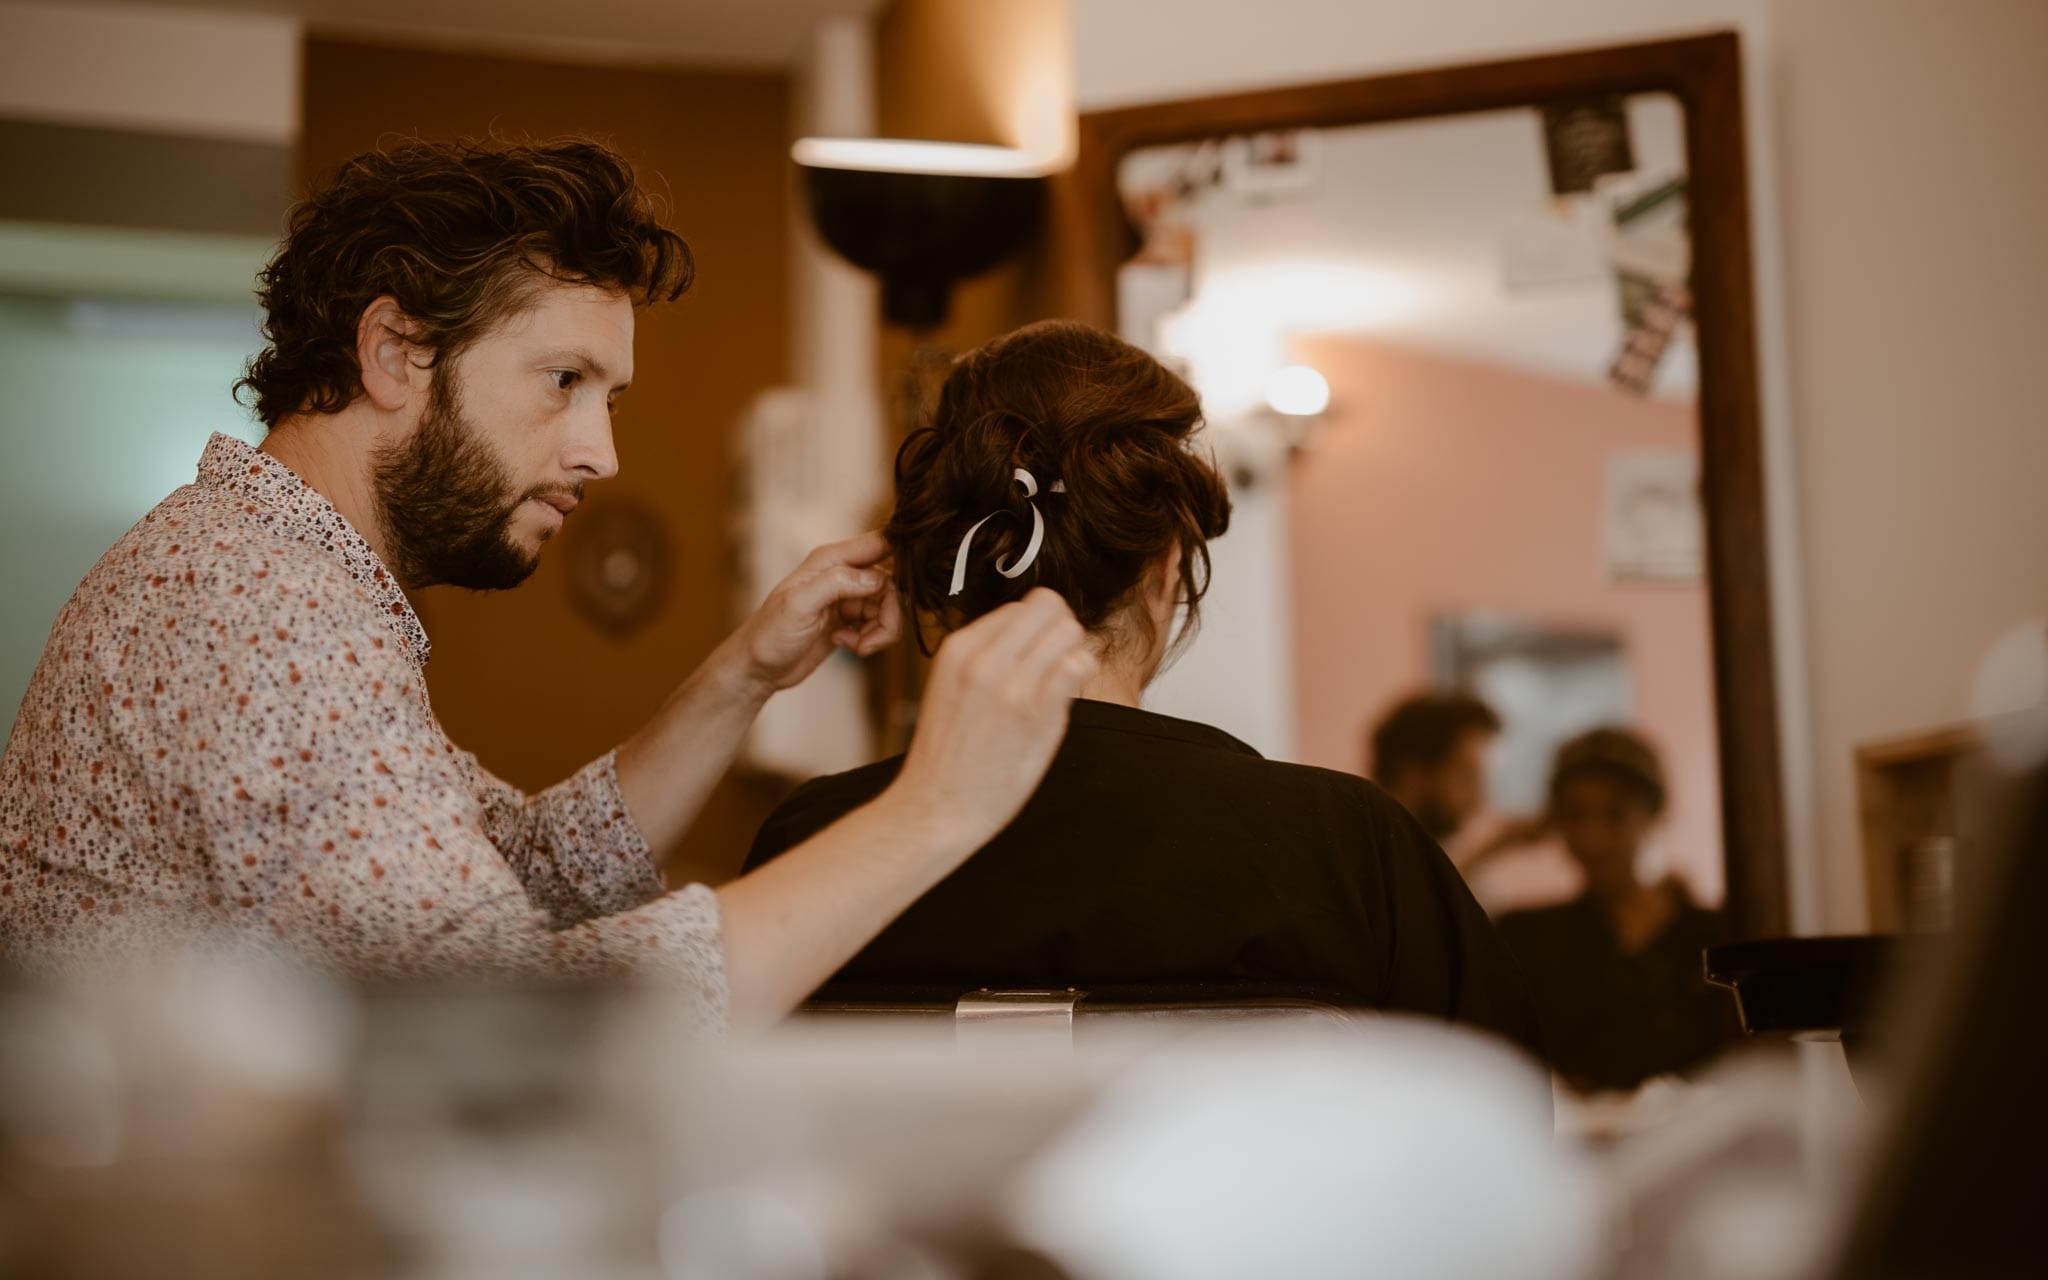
[354,296,426,412]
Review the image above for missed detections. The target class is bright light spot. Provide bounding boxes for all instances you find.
[1970,618,2048,772]
[1155,262,1415,416]
[791,136,1056,177]
[1265,365,1331,417]
[1194,263,1416,332]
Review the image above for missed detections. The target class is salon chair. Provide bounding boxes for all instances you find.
[1703,934,1930,1091]
[795,980,1372,1047]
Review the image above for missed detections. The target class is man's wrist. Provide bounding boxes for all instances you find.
[702,630,779,709]
[866,780,983,859]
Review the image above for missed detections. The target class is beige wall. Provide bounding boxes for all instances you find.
[1770,0,2048,929]
[0,0,299,143]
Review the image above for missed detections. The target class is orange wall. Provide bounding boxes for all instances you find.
[298,38,791,885]
[1289,336,1724,904]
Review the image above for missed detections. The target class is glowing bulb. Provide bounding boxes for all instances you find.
[791,137,1056,177]
[1265,365,1331,417]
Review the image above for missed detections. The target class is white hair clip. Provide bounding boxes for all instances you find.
[948,467,1066,596]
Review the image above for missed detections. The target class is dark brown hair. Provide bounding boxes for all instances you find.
[237,137,694,427]
[1369,692,1503,781]
[1549,726,1668,815]
[889,320,1231,656]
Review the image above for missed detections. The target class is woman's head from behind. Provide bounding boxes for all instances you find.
[889,321,1231,688]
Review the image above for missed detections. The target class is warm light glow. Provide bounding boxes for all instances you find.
[1265,366,1332,417]
[1155,263,1415,417]
[791,136,1057,178]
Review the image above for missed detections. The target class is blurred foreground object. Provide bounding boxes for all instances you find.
[15,823,2043,1280]
[1,957,1586,1280]
[0,946,365,1280]
[1000,1022,1591,1280]
[1831,760,2048,1278]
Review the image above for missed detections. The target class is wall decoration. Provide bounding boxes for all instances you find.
[562,495,670,637]
[1609,279,1692,396]
[1604,448,1704,582]
[1539,96,1635,195]
[1222,129,1322,196]
[1433,612,1633,815]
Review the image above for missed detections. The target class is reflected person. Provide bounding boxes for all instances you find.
[1494,727,1742,1091]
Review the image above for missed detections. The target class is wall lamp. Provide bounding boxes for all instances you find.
[792,137,1052,331]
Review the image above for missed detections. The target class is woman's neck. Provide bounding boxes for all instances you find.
[1077,662,1147,708]
[1071,609,1167,709]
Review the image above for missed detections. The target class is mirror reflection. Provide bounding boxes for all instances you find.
[1118,94,1741,1092]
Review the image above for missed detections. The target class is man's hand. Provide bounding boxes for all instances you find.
[1456,812,1554,873]
[617,532,902,863]
[729,531,902,696]
[877,588,1099,852]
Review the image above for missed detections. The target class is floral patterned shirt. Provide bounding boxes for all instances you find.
[0,434,726,1023]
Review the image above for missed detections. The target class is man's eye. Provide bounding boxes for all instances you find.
[550,369,580,391]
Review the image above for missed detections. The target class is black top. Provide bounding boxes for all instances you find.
[744,699,1541,1053]
[1494,888,1744,1092]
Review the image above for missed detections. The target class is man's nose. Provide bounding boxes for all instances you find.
[563,407,619,481]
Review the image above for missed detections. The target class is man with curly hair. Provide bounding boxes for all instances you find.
[0,139,1095,1029]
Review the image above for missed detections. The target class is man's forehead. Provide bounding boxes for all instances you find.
[495,282,636,377]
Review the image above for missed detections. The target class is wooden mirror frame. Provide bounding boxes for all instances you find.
[1058,33,1787,938]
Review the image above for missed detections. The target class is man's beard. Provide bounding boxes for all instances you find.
[370,371,573,591]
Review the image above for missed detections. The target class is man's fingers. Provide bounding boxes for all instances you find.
[1012,607,1092,698]
[1040,648,1098,703]
[858,589,904,656]
[848,590,901,657]
[976,588,1076,665]
[799,529,889,573]
[816,581,903,657]
[783,563,887,621]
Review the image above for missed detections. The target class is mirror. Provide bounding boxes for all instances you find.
[1075,36,1784,1095]
[1118,94,1719,911]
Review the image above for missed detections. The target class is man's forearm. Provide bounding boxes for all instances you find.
[714,787,974,1030]
[613,635,773,860]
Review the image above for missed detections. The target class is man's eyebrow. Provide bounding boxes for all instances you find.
[536,347,631,393]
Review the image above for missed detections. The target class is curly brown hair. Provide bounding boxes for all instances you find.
[889,320,1232,657]
[237,137,694,427]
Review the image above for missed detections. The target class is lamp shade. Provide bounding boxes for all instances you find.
[796,151,1046,330]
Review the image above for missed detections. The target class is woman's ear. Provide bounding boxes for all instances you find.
[1149,543,1184,627]
[354,295,425,413]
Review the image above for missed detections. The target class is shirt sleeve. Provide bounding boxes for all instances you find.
[166,580,728,1026]
[468,752,666,928]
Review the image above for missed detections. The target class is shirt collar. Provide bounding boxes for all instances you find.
[195,432,431,667]
[1068,698,1264,758]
